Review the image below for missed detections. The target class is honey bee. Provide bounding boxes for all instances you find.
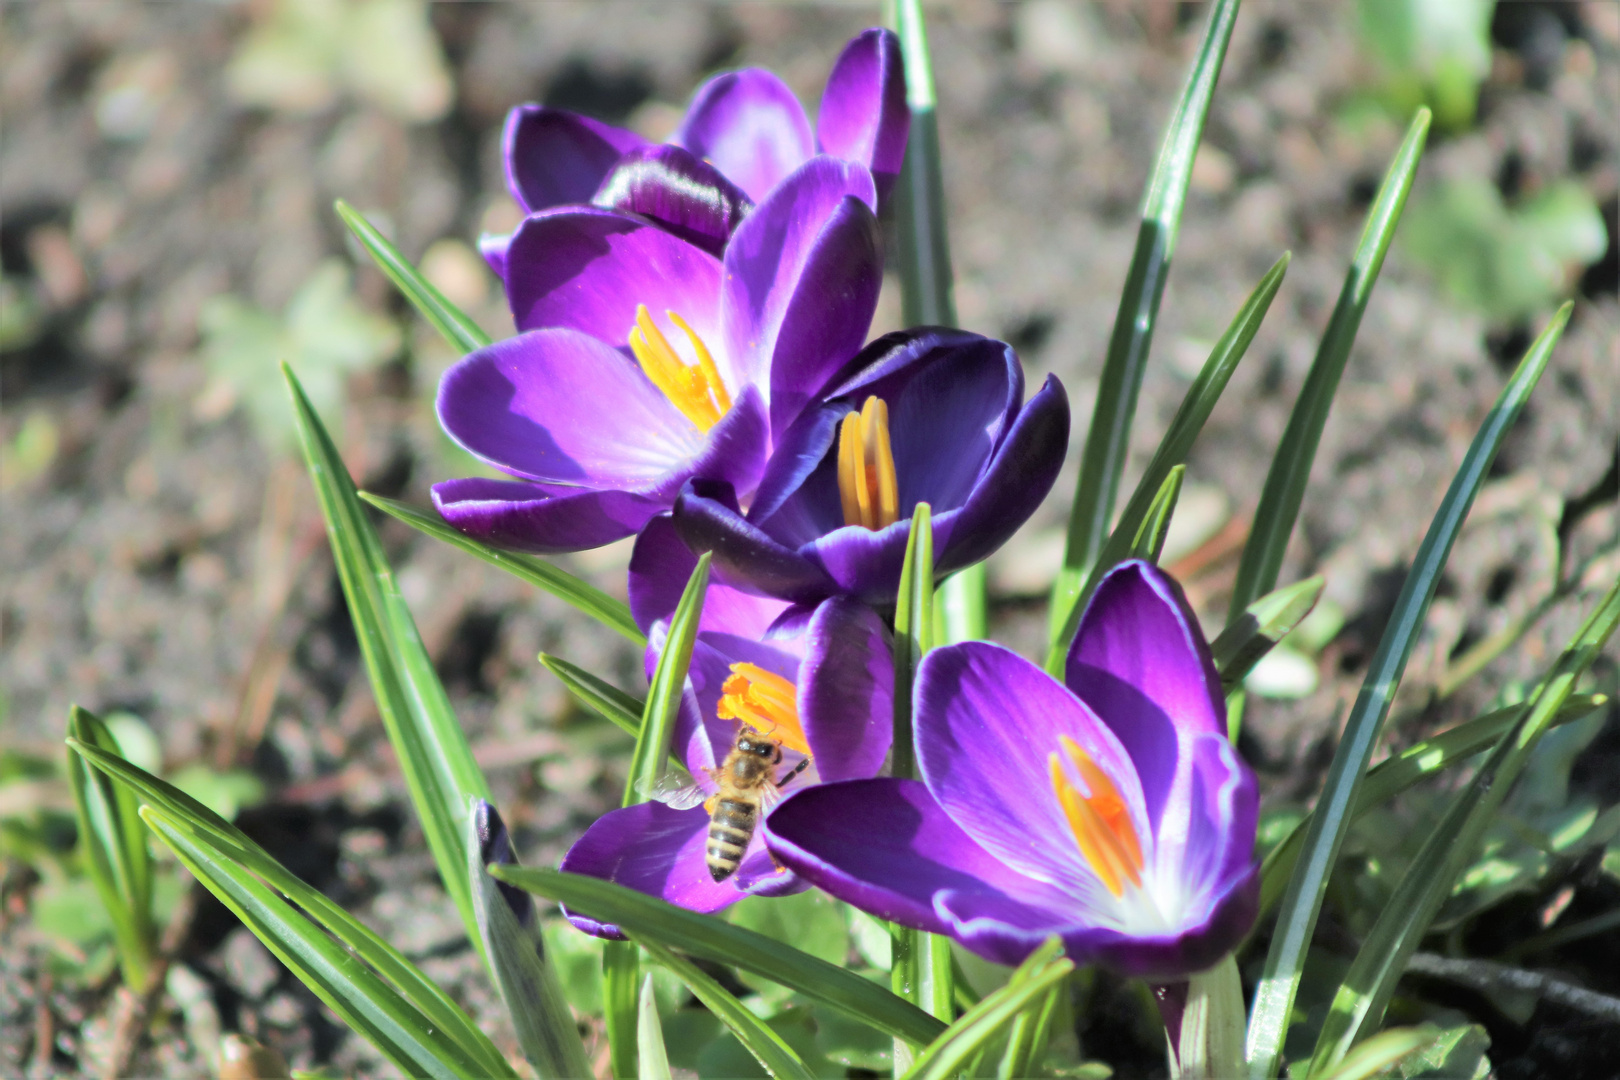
[645,726,810,882]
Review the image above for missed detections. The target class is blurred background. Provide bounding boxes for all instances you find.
[1,1,1616,1076]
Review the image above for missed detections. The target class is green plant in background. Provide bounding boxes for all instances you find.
[1401,177,1607,321]
[60,0,1619,1077]
[227,0,453,122]
[1354,0,1494,131]
[195,257,400,453]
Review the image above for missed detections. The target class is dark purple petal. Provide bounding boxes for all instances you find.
[914,641,1148,912]
[436,329,700,489]
[675,69,814,203]
[628,515,790,637]
[559,801,791,936]
[798,520,912,607]
[798,599,892,782]
[503,209,728,382]
[672,485,835,604]
[886,337,1020,512]
[479,232,510,280]
[765,779,1071,938]
[746,402,842,528]
[503,105,646,214]
[719,157,880,431]
[591,144,753,258]
[933,374,1070,575]
[1063,560,1227,834]
[816,28,909,203]
[432,477,661,554]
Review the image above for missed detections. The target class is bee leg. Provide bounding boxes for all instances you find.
[775,756,811,790]
[703,795,718,814]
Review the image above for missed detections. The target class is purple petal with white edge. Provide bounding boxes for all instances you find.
[934,374,1070,575]
[1170,732,1259,914]
[478,232,510,281]
[559,801,799,936]
[816,28,909,203]
[672,485,835,604]
[431,478,660,554]
[503,105,645,214]
[719,157,881,431]
[436,329,700,489]
[1063,560,1227,836]
[915,641,1150,914]
[798,599,892,782]
[503,208,731,383]
[764,779,1073,938]
[629,515,790,637]
[676,69,814,203]
[591,144,753,258]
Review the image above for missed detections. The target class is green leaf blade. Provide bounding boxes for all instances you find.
[1247,302,1573,1078]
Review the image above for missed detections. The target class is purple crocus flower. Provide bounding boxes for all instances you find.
[558,518,893,934]
[669,328,1069,606]
[765,561,1260,978]
[502,27,908,221]
[433,157,881,553]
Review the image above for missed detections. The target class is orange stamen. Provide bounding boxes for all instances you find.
[627,304,729,431]
[1049,736,1144,896]
[834,395,899,530]
[716,663,812,757]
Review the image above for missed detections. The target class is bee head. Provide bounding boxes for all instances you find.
[736,733,779,759]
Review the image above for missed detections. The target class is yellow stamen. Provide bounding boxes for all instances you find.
[1049,736,1144,897]
[717,662,812,757]
[627,304,729,431]
[834,395,900,530]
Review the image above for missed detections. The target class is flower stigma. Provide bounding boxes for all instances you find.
[627,304,732,431]
[1049,736,1144,897]
[717,662,811,757]
[836,395,899,530]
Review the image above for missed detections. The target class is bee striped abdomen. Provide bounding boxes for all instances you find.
[706,798,757,881]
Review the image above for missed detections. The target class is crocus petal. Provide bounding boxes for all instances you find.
[673,484,836,604]
[798,599,892,782]
[591,144,753,258]
[559,801,788,936]
[437,329,700,489]
[628,515,790,637]
[676,69,814,203]
[503,209,728,383]
[915,641,1151,913]
[934,375,1070,575]
[504,105,646,214]
[720,157,881,431]
[479,232,510,280]
[765,779,1072,938]
[431,478,661,554]
[816,28,909,203]
[1063,560,1227,836]
[887,336,1021,512]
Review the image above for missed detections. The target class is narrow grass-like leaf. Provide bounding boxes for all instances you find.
[1210,575,1325,695]
[335,199,491,354]
[1257,693,1605,918]
[607,553,711,1078]
[66,706,155,991]
[903,945,1073,1080]
[634,936,816,1080]
[1047,252,1290,673]
[1247,303,1573,1079]
[1307,573,1620,1073]
[286,365,492,952]
[996,974,1065,1080]
[1229,110,1430,627]
[638,974,672,1080]
[490,866,947,1046]
[69,739,511,1076]
[1314,1026,1441,1080]
[892,0,987,647]
[538,653,647,738]
[1130,464,1184,562]
[1049,0,1241,644]
[142,806,487,1080]
[469,800,592,1079]
[364,492,644,645]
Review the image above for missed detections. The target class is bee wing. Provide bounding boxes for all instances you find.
[638,770,708,811]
